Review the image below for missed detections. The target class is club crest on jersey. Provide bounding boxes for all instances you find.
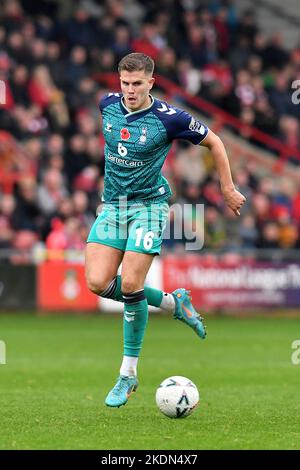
[120,128,130,140]
[139,127,147,144]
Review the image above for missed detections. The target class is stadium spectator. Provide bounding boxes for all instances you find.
[37,168,69,216]
[1,0,300,260]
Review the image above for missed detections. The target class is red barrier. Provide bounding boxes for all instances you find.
[37,262,98,311]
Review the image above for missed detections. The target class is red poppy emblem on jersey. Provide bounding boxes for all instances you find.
[120,128,130,140]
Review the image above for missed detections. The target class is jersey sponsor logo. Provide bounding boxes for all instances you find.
[107,154,144,167]
[120,128,131,140]
[189,117,206,135]
[157,103,176,115]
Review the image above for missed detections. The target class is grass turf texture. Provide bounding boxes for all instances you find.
[0,313,300,450]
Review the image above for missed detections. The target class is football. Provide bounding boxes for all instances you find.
[155,376,200,418]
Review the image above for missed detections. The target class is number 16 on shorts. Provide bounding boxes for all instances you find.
[135,228,155,251]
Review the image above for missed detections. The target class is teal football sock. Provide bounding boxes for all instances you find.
[100,275,163,308]
[144,284,163,308]
[122,290,148,357]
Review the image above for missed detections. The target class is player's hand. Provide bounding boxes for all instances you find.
[222,187,246,216]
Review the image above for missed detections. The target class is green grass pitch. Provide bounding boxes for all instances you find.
[0,312,300,450]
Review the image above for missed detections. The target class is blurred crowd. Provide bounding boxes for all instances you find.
[0,0,300,261]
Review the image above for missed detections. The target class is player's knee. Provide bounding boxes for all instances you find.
[86,273,109,295]
[121,278,142,295]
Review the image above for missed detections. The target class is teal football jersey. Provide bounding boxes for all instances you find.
[99,93,209,204]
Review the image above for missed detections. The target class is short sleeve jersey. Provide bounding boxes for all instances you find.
[99,93,209,204]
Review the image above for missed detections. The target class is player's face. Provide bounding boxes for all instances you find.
[120,70,155,112]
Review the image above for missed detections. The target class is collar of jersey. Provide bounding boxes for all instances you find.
[120,95,154,122]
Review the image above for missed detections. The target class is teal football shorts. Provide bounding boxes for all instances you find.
[87,201,169,255]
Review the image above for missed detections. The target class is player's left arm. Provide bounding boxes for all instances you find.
[161,105,246,215]
[200,130,246,216]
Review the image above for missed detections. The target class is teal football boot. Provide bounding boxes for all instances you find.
[172,288,207,339]
[105,375,139,408]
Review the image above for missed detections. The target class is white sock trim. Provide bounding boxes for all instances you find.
[120,356,138,377]
[160,292,176,313]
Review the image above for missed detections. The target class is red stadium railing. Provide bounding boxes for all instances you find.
[94,72,300,171]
